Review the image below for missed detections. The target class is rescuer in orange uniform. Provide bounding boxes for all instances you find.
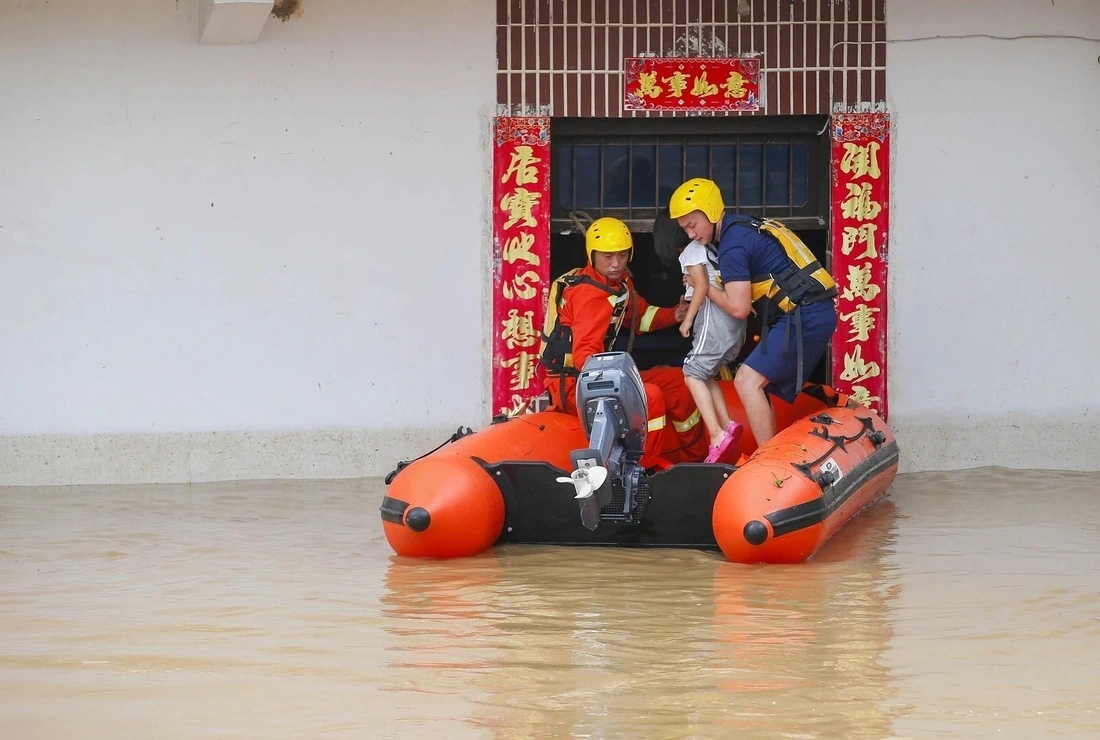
[538,217,709,468]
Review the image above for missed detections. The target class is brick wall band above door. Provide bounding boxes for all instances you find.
[496,0,886,118]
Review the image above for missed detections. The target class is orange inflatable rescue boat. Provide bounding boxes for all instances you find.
[380,352,898,564]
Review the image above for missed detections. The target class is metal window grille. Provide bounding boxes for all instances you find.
[497,0,886,118]
[551,117,831,232]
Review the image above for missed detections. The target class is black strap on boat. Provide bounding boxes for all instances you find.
[793,416,886,488]
[808,424,849,452]
[384,426,474,485]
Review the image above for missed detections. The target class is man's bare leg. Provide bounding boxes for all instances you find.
[734,364,776,445]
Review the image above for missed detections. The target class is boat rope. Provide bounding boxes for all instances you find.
[566,209,595,234]
[384,426,475,485]
[800,384,842,408]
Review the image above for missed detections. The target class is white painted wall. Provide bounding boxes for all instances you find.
[1,0,497,484]
[5,0,1097,484]
[886,0,1100,470]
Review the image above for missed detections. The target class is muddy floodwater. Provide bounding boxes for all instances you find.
[2,467,1098,738]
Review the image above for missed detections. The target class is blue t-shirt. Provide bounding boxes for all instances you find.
[714,214,790,285]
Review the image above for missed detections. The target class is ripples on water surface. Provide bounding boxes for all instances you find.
[1,467,1098,738]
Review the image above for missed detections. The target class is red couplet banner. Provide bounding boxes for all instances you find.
[491,117,551,418]
[829,112,890,420]
[624,57,760,112]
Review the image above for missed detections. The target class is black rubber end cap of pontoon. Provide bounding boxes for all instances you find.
[405,507,431,533]
[743,520,768,546]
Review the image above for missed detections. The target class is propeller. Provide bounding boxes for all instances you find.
[556,466,608,500]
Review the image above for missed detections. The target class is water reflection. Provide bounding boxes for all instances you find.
[710,501,900,736]
[4,470,1100,738]
[380,500,901,737]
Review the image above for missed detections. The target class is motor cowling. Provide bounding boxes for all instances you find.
[575,351,648,455]
[559,352,649,530]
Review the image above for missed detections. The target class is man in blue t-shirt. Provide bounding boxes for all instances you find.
[669,178,838,446]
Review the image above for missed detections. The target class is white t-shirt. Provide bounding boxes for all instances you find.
[678,240,721,299]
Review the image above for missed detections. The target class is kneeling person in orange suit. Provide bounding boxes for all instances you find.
[538,217,710,468]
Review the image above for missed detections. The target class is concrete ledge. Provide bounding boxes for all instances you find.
[889,411,1100,473]
[0,426,468,487]
[4,411,1097,486]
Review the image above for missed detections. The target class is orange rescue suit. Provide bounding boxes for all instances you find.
[538,264,707,467]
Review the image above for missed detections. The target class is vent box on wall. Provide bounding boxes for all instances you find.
[200,0,275,45]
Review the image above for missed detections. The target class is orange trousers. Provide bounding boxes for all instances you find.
[551,366,708,468]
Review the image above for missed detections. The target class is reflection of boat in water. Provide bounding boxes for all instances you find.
[378,500,902,736]
[380,352,898,564]
[708,499,900,735]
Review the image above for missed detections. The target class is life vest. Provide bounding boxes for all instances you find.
[538,268,632,377]
[703,244,724,288]
[727,215,837,328]
[721,216,838,397]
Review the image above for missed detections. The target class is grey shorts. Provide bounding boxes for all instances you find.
[682,298,747,381]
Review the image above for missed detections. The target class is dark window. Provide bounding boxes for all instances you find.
[551,116,830,234]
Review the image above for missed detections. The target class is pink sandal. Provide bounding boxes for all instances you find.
[705,432,735,463]
[705,421,745,464]
[725,421,744,447]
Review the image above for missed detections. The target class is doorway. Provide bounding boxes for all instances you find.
[549,115,833,380]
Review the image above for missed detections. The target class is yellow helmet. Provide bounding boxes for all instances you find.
[669,178,725,224]
[585,217,633,263]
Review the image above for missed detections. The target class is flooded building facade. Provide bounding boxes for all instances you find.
[2,0,1097,485]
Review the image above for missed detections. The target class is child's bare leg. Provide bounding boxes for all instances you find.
[684,375,725,446]
[706,379,731,429]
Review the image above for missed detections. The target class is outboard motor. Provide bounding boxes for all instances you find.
[556,352,648,531]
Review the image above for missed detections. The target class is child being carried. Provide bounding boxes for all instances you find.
[671,230,747,463]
